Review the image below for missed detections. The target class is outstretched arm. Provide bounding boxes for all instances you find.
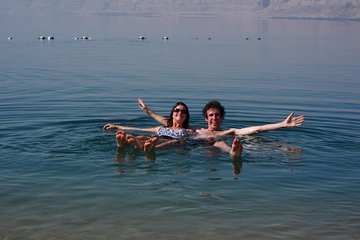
[234,112,305,135]
[103,123,159,133]
[138,98,168,126]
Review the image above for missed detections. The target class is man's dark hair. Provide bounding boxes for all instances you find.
[202,101,225,120]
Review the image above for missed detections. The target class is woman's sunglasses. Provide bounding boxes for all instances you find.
[173,108,187,114]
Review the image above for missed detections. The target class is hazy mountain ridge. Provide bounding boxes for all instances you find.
[2,0,360,19]
[259,0,360,19]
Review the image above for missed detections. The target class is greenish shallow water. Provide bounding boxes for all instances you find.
[0,15,359,239]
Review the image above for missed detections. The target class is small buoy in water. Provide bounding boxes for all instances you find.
[258,37,261,40]
[208,37,212,40]
[47,36,54,40]
[75,37,79,40]
[245,37,249,40]
[138,36,146,40]
[38,36,46,40]
[163,36,169,40]
[7,37,13,40]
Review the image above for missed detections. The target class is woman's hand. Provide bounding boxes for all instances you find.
[138,97,168,126]
[138,98,149,112]
[103,123,117,130]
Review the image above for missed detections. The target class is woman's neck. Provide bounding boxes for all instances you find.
[172,122,183,129]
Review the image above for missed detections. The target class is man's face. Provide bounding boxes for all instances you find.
[205,108,222,131]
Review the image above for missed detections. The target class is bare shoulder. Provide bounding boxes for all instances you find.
[195,128,209,134]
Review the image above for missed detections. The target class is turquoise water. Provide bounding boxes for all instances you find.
[1,15,360,239]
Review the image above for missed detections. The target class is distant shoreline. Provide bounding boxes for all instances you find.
[2,0,360,20]
[2,12,360,22]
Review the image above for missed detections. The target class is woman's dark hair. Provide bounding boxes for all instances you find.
[202,101,225,120]
[167,102,190,128]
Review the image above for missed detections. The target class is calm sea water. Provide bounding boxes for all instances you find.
[1,15,360,239]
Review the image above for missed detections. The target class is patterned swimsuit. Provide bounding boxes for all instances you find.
[156,127,189,139]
